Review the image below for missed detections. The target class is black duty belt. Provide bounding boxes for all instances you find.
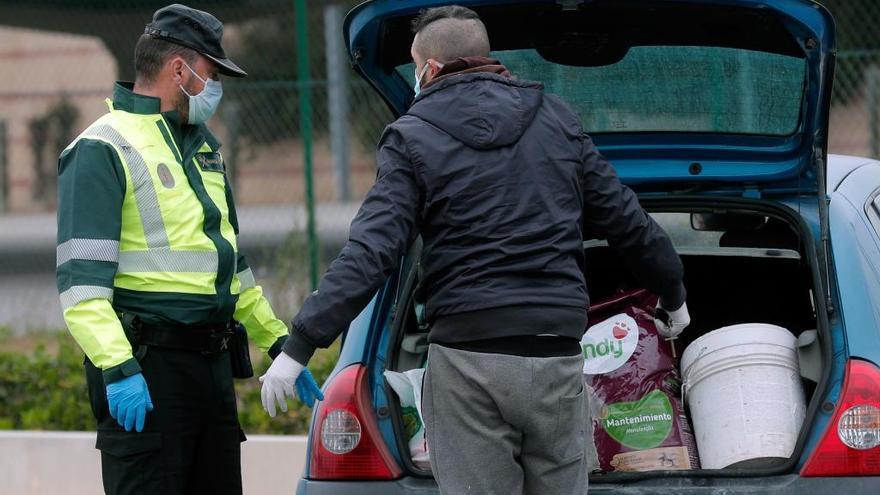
[122,313,235,355]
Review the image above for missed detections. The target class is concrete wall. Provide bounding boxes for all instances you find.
[0,431,308,495]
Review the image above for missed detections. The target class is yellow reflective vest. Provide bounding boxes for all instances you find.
[57,82,287,382]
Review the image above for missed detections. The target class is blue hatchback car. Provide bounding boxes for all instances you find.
[297,0,880,493]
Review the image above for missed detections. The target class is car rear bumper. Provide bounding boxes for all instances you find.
[297,476,438,494]
[297,474,880,494]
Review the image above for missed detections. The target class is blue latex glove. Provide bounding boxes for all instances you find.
[106,373,154,432]
[294,369,324,408]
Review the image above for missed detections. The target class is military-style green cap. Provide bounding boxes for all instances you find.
[145,3,247,78]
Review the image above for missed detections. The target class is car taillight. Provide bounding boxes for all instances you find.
[308,364,403,480]
[801,359,880,476]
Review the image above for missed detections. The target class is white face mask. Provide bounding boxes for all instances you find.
[413,61,439,97]
[179,62,222,124]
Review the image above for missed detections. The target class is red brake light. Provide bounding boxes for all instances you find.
[801,359,880,476]
[308,364,403,480]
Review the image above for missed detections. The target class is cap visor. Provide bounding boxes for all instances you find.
[204,53,247,78]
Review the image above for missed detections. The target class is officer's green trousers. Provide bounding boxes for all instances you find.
[86,346,245,495]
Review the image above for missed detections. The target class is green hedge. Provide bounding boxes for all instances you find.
[0,329,338,434]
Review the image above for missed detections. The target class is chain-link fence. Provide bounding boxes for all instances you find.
[1,0,879,334]
[825,0,880,158]
[0,1,390,333]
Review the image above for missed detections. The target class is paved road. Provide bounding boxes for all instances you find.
[0,203,359,334]
[0,431,308,495]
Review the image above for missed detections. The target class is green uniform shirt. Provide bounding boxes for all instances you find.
[57,82,288,382]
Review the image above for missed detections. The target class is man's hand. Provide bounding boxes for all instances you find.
[654,301,690,339]
[260,352,324,417]
[106,372,154,432]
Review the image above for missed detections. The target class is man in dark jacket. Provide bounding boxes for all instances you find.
[261,5,690,494]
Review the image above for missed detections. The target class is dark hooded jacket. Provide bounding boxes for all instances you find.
[283,60,685,364]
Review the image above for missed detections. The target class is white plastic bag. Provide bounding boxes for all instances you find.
[384,368,430,469]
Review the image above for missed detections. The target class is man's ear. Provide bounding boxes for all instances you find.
[169,57,186,85]
[427,59,445,79]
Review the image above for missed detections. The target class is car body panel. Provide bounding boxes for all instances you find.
[302,289,403,478]
[828,163,880,365]
[794,295,846,470]
[372,301,407,469]
[827,154,878,193]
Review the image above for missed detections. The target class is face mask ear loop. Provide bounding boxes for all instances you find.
[414,62,433,97]
[180,61,207,97]
[416,63,430,83]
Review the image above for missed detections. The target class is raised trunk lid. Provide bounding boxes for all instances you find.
[344,0,835,197]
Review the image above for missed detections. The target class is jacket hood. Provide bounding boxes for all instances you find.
[423,56,512,89]
[408,72,544,150]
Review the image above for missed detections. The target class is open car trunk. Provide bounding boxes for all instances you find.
[382,197,831,481]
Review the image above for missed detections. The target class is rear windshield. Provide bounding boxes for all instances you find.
[398,46,806,136]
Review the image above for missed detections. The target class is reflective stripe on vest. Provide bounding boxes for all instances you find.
[60,285,114,310]
[117,249,218,273]
[81,125,169,249]
[56,238,120,267]
[237,267,256,290]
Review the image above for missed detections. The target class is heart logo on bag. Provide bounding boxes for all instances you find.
[581,314,639,374]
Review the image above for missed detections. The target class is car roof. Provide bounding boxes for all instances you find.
[827,154,880,193]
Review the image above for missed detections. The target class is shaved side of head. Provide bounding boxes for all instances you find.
[411,5,490,62]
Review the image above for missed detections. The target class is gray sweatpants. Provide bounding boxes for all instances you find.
[422,343,588,495]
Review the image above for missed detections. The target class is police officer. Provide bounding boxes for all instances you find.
[56,4,321,494]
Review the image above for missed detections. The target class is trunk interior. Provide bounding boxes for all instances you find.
[383,198,829,481]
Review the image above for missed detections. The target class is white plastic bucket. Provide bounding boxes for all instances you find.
[680,323,806,469]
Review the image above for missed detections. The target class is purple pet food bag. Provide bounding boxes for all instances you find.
[582,289,700,472]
